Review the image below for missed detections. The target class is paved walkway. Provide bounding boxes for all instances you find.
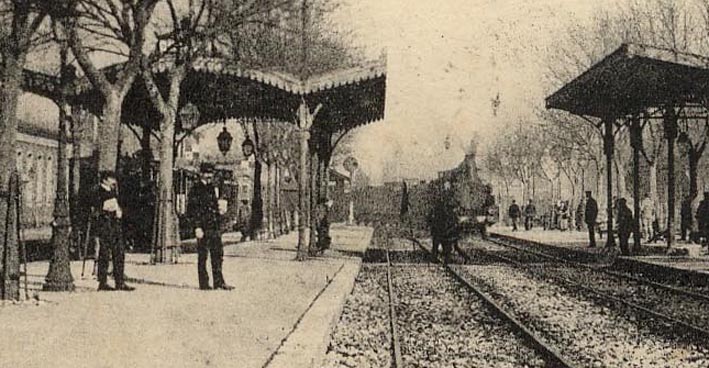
[0,224,373,368]
[490,225,709,275]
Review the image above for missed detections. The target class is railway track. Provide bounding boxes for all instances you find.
[489,232,709,299]
[413,237,709,367]
[482,232,709,341]
[390,238,576,368]
[325,235,575,368]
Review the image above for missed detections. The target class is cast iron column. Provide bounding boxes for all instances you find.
[297,103,311,260]
[664,107,678,248]
[630,115,642,253]
[603,117,616,248]
[44,56,76,291]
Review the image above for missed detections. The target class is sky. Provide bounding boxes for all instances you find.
[17,0,621,184]
[329,0,617,183]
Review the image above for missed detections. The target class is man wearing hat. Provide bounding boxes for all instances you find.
[186,163,234,290]
[92,170,134,291]
[584,191,598,247]
[696,192,709,247]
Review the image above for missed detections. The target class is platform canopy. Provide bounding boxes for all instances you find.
[545,43,709,118]
[22,57,386,132]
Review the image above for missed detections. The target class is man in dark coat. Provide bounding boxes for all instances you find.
[428,199,443,259]
[680,195,693,242]
[429,181,460,263]
[697,192,709,247]
[584,191,598,248]
[92,171,134,291]
[187,163,234,290]
[508,200,521,231]
[524,199,536,231]
[616,198,634,255]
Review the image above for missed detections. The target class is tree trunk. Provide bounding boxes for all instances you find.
[98,96,123,173]
[0,54,24,300]
[154,110,177,263]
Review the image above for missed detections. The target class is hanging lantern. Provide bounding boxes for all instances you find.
[217,126,233,156]
[241,137,255,157]
[179,102,200,130]
[343,156,358,173]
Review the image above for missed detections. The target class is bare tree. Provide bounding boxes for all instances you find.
[57,0,160,172]
[0,0,51,300]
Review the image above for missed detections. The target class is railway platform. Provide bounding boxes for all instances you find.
[490,225,709,285]
[0,224,373,368]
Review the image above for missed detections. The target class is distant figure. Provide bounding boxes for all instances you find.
[584,191,598,248]
[640,196,655,240]
[681,195,693,242]
[524,199,536,231]
[617,198,634,256]
[697,192,709,247]
[559,201,569,231]
[508,200,521,231]
[576,199,585,231]
[316,199,333,251]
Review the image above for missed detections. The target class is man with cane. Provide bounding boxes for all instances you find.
[92,171,134,291]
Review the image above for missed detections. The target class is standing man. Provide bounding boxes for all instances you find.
[681,195,693,242]
[439,181,460,264]
[640,195,655,241]
[508,200,521,231]
[616,198,634,256]
[696,192,709,247]
[93,171,134,291]
[187,163,234,290]
[428,197,443,259]
[575,199,585,231]
[524,199,536,231]
[584,191,598,248]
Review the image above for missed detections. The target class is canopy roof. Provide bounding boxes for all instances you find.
[23,57,386,133]
[545,43,709,118]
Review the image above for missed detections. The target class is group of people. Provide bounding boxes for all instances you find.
[90,162,233,292]
[507,199,537,231]
[427,180,462,264]
[504,190,709,254]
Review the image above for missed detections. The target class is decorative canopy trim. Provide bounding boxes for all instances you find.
[545,43,709,118]
[304,59,387,94]
[22,57,387,134]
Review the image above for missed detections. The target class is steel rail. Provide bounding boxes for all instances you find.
[407,237,579,368]
[385,248,404,368]
[489,232,709,303]
[482,234,709,341]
